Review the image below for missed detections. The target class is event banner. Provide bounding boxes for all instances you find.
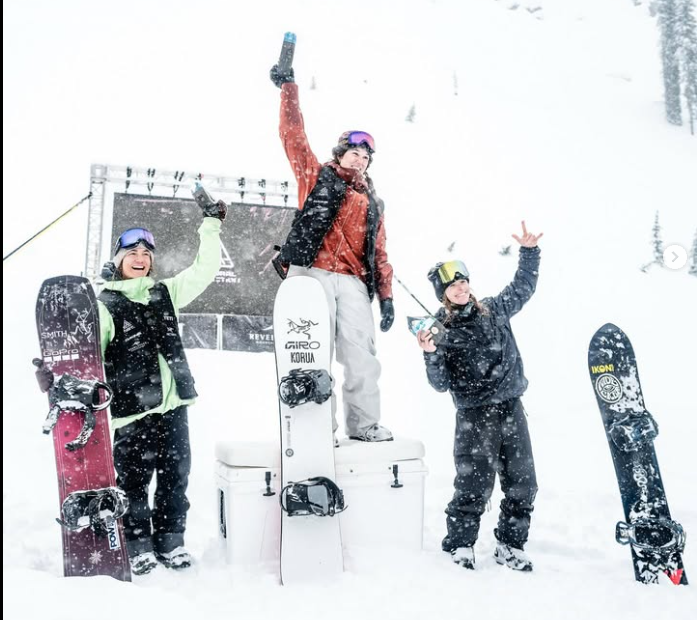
[110,193,295,352]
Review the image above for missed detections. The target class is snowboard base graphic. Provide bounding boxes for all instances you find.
[36,275,130,581]
[588,323,686,585]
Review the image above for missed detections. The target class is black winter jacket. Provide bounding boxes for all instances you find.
[99,283,197,418]
[423,247,540,409]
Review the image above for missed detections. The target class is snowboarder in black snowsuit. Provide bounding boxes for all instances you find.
[416,221,542,572]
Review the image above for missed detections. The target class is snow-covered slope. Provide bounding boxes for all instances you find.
[3,1,696,618]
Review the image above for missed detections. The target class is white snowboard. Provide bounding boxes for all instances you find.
[273,275,343,585]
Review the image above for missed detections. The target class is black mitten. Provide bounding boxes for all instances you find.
[270,64,295,88]
[202,200,227,221]
[379,298,395,332]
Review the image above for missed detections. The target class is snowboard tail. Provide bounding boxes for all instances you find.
[588,323,687,585]
[36,276,130,581]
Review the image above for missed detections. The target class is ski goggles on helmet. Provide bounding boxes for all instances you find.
[436,259,470,285]
[340,130,376,153]
[114,227,155,254]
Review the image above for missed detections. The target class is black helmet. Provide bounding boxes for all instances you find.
[427,259,470,301]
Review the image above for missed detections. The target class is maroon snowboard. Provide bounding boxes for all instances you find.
[36,275,130,581]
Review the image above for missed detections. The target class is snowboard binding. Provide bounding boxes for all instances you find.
[609,411,659,452]
[616,517,686,554]
[57,487,129,536]
[280,476,346,517]
[42,374,113,451]
[278,368,332,408]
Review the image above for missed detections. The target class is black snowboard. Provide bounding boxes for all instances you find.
[588,323,687,585]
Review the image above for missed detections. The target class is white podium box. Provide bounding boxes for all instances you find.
[214,438,427,565]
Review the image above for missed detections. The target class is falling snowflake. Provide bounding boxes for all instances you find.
[89,550,103,565]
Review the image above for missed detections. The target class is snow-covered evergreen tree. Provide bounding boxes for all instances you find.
[690,229,697,276]
[406,104,416,122]
[652,211,665,262]
[641,211,666,271]
[657,0,683,125]
[676,0,697,134]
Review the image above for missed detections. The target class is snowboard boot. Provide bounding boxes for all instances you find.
[130,551,158,576]
[451,546,475,570]
[278,368,333,408]
[156,546,193,570]
[494,543,533,572]
[348,423,394,442]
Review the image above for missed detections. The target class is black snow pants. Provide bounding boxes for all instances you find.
[113,406,191,557]
[442,398,537,551]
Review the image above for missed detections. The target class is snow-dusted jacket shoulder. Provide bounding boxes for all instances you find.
[423,247,540,409]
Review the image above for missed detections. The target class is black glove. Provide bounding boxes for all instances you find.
[379,298,394,333]
[100,261,117,280]
[202,200,227,221]
[33,358,54,393]
[270,64,295,88]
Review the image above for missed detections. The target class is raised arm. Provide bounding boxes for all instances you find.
[162,218,222,310]
[491,221,542,319]
[279,83,320,205]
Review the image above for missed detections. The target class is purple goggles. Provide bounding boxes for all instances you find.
[114,227,155,254]
[340,130,376,153]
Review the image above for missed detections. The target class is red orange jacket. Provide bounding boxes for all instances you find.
[279,83,393,301]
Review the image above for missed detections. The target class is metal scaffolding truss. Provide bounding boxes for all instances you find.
[85,165,107,281]
[85,163,297,280]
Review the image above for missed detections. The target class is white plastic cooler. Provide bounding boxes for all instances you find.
[214,438,427,565]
